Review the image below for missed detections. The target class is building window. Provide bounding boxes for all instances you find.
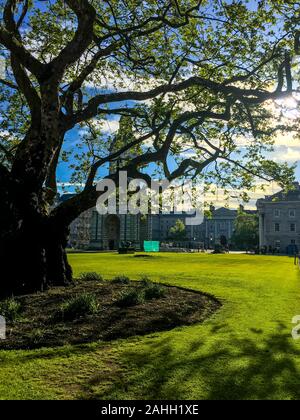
[274,209,280,218]
[289,209,296,218]
[290,223,296,232]
[291,240,296,245]
[275,240,281,249]
[274,223,280,232]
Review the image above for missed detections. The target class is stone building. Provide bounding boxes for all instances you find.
[66,203,150,250]
[150,212,198,242]
[67,205,201,251]
[256,182,300,253]
[199,207,237,248]
[197,206,257,248]
[65,203,255,250]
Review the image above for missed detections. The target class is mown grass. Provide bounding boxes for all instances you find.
[0,253,300,400]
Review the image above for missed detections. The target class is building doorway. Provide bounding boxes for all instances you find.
[105,215,120,250]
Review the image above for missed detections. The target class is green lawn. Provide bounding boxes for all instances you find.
[1,253,300,400]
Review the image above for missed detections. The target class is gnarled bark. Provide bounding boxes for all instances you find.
[0,176,72,297]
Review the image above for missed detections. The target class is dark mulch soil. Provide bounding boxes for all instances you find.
[0,280,221,350]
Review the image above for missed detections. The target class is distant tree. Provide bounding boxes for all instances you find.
[232,212,259,250]
[169,220,186,241]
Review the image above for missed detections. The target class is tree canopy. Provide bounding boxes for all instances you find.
[169,219,186,241]
[0,1,299,210]
[231,210,259,250]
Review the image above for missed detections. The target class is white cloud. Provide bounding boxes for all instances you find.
[78,118,120,138]
[102,119,120,135]
[271,146,300,163]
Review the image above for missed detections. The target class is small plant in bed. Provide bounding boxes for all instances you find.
[59,293,99,321]
[144,283,166,300]
[139,276,167,300]
[116,289,145,307]
[0,298,22,321]
[112,275,130,285]
[139,276,152,287]
[78,272,103,281]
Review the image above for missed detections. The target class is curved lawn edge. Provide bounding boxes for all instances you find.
[0,280,221,351]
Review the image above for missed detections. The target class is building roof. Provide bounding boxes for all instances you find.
[212,207,237,217]
[257,182,300,203]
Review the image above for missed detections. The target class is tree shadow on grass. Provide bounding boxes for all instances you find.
[0,342,109,365]
[84,321,300,400]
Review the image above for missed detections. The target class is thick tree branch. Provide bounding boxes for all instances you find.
[49,0,96,81]
[72,67,291,125]
[11,55,41,121]
[0,77,18,89]
[16,0,29,29]
[84,117,170,190]
[0,0,44,77]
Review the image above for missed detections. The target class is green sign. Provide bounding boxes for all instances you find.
[144,241,160,252]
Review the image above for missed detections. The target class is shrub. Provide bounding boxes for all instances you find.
[116,289,145,307]
[139,276,152,287]
[0,298,22,321]
[60,293,99,320]
[144,283,166,300]
[78,272,103,282]
[28,329,44,345]
[112,275,130,285]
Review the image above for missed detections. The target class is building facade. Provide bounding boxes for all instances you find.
[65,200,254,250]
[150,212,198,242]
[256,182,300,253]
[199,207,238,248]
[68,207,151,250]
[67,206,201,250]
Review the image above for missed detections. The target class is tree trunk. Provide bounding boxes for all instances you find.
[0,222,47,298]
[45,222,73,287]
[0,222,73,298]
[0,179,73,298]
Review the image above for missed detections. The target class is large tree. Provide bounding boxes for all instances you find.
[169,219,186,241]
[231,210,259,251]
[0,0,298,297]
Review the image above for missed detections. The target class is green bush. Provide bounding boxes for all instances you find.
[116,289,145,307]
[0,298,22,321]
[78,272,103,281]
[60,293,99,320]
[112,275,130,285]
[139,276,152,287]
[28,328,44,345]
[144,283,166,300]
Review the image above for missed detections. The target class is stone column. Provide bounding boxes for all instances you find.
[259,213,265,247]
